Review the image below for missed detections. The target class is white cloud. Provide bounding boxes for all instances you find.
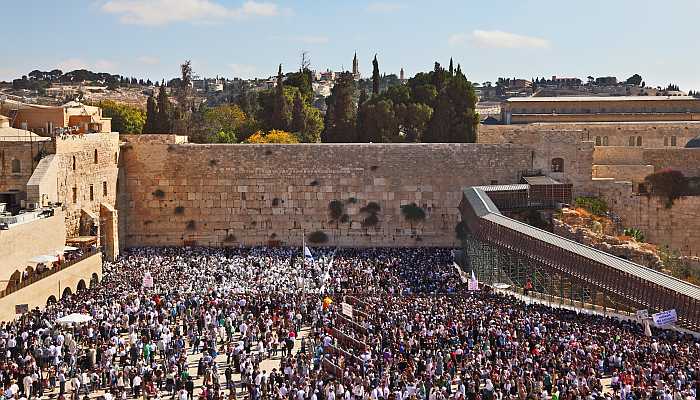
[58,58,90,71]
[137,56,160,65]
[449,30,550,49]
[101,0,280,26]
[229,63,257,78]
[366,2,404,13]
[57,58,118,72]
[94,59,117,71]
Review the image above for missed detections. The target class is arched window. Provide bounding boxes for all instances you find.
[94,149,98,164]
[636,136,642,147]
[664,137,669,146]
[551,157,564,173]
[72,155,76,170]
[629,136,635,146]
[11,159,20,174]
[595,136,601,146]
[602,136,609,146]
[671,136,677,146]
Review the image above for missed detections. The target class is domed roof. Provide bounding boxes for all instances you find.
[685,136,700,148]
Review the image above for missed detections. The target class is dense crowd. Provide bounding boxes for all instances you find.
[0,246,698,400]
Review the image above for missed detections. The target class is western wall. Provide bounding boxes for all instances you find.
[117,134,592,248]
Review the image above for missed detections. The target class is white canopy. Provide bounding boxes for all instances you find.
[493,283,512,289]
[31,255,57,263]
[56,313,92,325]
[63,246,79,251]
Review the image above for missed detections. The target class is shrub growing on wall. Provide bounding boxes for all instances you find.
[623,228,645,242]
[360,202,381,214]
[308,230,328,244]
[401,203,426,228]
[328,200,344,220]
[644,169,689,208]
[152,189,165,199]
[574,196,608,216]
[174,206,185,215]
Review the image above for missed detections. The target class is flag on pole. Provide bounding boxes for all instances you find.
[468,270,479,291]
[304,245,314,262]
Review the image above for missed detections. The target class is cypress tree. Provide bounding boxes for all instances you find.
[449,58,454,76]
[271,64,288,130]
[372,55,380,95]
[291,90,305,134]
[156,85,171,133]
[143,94,158,133]
[356,89,368,141]
[322,72,357,142]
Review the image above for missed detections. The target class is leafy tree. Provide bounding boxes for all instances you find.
[143,94,158,133]
[285,68,313,101]
[98,100,145,134]
[625,74,643,86]
[201,104,255,143]
[322,72,357,142]
[244,130,300,144]
[424,73,478,142]
[372,55,380,95]
[300,106,323,143]
[358,99,398,142]
[173,60,194,135]
[401,102,433,142]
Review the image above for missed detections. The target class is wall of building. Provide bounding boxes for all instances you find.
[0,141,53,197]
[642,148,700,177]
[54,133,120,235]
[119,141,551,248]
[592,164,654,181]
[0,253,102,322]
[0,210,66,281]
[508,113,700,124]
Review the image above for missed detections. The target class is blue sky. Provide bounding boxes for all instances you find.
[2,0,699,90]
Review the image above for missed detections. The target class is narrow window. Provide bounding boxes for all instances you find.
[11,159,20,174]
[671,136,677,146]
[94,149,98,164]
[72,187,77,203]
[664,137,669,146]
[89,185,94,201]
[103,181,108,196]
[602,136,608,146]
[595,136,601,146]
[72,156,76,170]
[636,136,642,147]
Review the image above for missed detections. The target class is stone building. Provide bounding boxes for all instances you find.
[501,96,700,124]
[0,99,112,135]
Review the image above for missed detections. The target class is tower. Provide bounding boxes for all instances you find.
[400,68,405,82]
[352,52,360,80]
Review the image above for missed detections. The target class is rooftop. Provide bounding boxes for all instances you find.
[506,96,698,102]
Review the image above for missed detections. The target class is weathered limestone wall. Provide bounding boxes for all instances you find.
[119,142,540,248]
[54,133,120,236]
[592,164,654,181]
[0,210,66,281]
[593,146,645,165]
[0,253,102,322]
[479,122,699,148]
[0,140,54,199]
[642,148,700,177]
[591,181,700,256]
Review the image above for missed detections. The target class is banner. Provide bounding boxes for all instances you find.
[652,309,677,326]
[468,270,479,291]
[636,309,649,320]
[142,272,154,288]
[341,302,353,317]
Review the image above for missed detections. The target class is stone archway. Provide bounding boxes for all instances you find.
[90,273,99,288]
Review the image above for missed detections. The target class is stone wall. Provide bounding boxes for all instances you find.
[0,140,54,199]
[642,148,700,177]
[592,164,654,181]
[0,210,66,281]
[119,142,544,248]
[54,133,120,236]
[0,253,102,322]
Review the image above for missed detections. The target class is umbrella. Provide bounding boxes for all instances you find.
[63,246,79,252]
[31,255,57,263]
[494,283,512,290]
[56,313,93,325]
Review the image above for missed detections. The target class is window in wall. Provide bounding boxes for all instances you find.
[103,181,108,196]
[72,187,77,203]
[664,137,669,146]
[602,136,609,146]
[11,159,20,174]
[89,185,94,201]
[114,152,118,163]
[94,149,98,164]
[595,136,601,146]
[629,136,636,146]
[72,156,76,170]
[636,136,642,147]
[551,157,564,173]
[671,136,677,146]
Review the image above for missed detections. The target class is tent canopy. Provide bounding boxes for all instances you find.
[56,313,92,325]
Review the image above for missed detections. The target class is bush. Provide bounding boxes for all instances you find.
[574,196,607,216]
[328,200,344,220]
[152,189,165,199]
[309,180,319,186]
[346,197,358,204]
[623,228,645,242]
[645,169,689,208]
[401,203,426,223]
[174,206,185,215]
[307,230,328,244]
[272,198,281,207]
[186,220,196,231]
[360,202,381,214]
[362,213,379,227]
[340,214,350,223]
[224,233,236,242]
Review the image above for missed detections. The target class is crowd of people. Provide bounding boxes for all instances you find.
[0,246,698,400]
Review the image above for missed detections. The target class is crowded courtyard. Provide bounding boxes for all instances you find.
[0,247,698,400]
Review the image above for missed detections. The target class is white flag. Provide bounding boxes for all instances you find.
[304,245,314,261]
[468,270,479,291]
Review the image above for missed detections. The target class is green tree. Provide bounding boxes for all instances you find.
[271,64,289,131]
[285,68,313,101]
[99,100,145,134]
[322,72,357,142]
[201,104,252,143]
[372,54,380,95]
[449,58,454,76]
[424,73,478,143]
[626,73,643,86]
[359,99,398,143]
[291,91,305,134]
[156,85,172,133]
[143,94,159,133]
